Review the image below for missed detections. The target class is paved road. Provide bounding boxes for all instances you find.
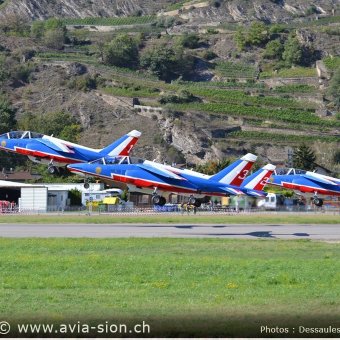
[0,223,339,240]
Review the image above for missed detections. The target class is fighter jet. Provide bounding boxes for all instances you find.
[68,153,276,206]
[270,168,340,207]
[0,130,141,175]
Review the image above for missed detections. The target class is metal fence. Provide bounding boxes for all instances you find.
[2,205,339,216]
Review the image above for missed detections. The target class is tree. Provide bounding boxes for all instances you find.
[43,28,65,50]
[282,35,303,66]
[68,189,82,206]
[263,39,284,59]
[247,21,269,47]
[195,158,231,175]
[0,96,16,134]
[292,144,316,170]
[18,111,82,143]
[141,44,194,81]
[104,34,139,68]
[234,27,246,51]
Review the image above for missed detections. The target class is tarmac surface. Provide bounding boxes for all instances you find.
[0,223,340,240]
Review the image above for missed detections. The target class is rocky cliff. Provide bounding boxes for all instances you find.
[0,0,338,23]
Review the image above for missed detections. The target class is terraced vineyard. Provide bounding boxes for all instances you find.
[170,102,339,128]
[34,48,338,136]
[214,61,258,79]
[227,131,339,144]
[260,67,317,79]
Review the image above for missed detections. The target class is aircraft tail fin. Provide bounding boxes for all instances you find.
[210,153,257,186]
[99,130,141,157]
[241,164,276,191]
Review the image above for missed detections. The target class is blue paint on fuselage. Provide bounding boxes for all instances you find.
[271,174,340,194]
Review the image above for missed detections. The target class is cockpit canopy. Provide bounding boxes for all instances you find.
[274,168,307,175]
[0,131,44,139]
[90,156,145,165]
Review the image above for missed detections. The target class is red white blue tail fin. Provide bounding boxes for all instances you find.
[209,153,257,186]
[99,130,141,157]
[241,164,276,191]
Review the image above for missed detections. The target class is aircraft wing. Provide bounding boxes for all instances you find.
[301,174,339,186]
[38,139,74,153]
[136,163,185,180]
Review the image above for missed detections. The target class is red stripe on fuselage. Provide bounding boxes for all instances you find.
[14,147,84,164]
[281,182,340,196]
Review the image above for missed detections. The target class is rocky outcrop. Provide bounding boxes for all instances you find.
[0,0,173,20]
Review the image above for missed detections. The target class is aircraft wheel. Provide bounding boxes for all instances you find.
[159,197,166,206]
[152,195,161,205]
[84,182,90,189]
[194,200,201,208]
[188,196,197,205]
[313,197,323,207]
[48,166,58,175]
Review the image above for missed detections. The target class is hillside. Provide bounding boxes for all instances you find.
[0,0,338,23]
[0,0,339,174]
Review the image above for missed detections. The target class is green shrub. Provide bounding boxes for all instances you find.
[178,33,200,49]
[104,34,139,69]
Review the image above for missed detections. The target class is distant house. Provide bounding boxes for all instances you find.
[1,169,41,183]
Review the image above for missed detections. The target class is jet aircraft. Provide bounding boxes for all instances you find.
[0,130,141,175]
[270,168,340,206]
[67,154,275,206]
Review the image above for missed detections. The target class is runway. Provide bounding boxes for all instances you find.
[0,223,340,240]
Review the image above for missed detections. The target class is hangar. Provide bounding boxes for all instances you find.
[0,180,47,211]
[0,180,105,212]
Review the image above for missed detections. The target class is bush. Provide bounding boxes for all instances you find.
[179,33,200,49]
[234,22,269,50]
[140,44,194,81]
[153,16,175,28]
[43,28,65,50]
[104,34,139,69]
[263,39,284,59]
[282,35,303,66]
[67,75,98,92]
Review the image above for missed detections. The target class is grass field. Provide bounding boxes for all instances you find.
[0,212,339,224]
[1,238,340,336]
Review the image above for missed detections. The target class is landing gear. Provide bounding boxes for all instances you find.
[84,178,90,189]
[152,195,166,206]
[47,165,59,175]
[313,197,323,207]
[188,196,202,207]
